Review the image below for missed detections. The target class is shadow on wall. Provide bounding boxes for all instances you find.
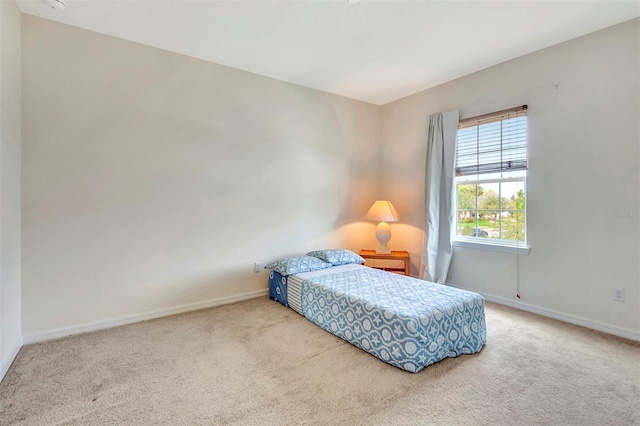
[154,266,269,310]
[386,222,425,277]
[325,221,379,253]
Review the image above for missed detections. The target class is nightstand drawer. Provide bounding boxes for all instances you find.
[359,250,410,276]
[363,259,406,269]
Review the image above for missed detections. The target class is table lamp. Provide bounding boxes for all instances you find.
[364,200,401,254]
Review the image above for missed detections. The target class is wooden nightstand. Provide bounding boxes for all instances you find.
[359,250,410,276]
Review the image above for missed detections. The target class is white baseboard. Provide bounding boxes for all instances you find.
[20,285,639,347]
[0,336,23,384]
[456,287,640,341]
[23,289,269,345]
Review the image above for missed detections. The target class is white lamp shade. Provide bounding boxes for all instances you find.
[364,200,401,222]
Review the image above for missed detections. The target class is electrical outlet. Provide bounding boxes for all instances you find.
[613,288,624,302]
[254,262,262,273]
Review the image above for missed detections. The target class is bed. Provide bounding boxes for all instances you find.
[268,258,486,373]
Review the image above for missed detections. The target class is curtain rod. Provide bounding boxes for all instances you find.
[459,105,528,125]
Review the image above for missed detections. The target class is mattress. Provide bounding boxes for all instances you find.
[269,264,486,373]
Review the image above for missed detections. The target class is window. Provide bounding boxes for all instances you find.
[454,105,528,252]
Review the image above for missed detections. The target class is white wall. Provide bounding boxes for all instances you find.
[380,19,639,337]
[21,16,379,336]
[0,0,23,380]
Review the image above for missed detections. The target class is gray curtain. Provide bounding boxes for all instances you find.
[420,110,459,283]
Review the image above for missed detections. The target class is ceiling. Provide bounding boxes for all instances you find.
[16,1,640,105]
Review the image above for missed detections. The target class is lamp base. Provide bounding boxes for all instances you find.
[375,221,392,255]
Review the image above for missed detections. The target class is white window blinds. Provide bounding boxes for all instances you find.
[456,105,528,177]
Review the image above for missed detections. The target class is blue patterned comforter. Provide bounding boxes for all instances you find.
[300,266,486,372]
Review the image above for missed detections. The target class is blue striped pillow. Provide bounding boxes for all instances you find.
[264,256,332,276]
[306,249,365,266]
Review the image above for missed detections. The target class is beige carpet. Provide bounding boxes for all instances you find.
[1,297,638,425]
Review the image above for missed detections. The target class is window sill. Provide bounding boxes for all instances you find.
[453,239,530,255]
